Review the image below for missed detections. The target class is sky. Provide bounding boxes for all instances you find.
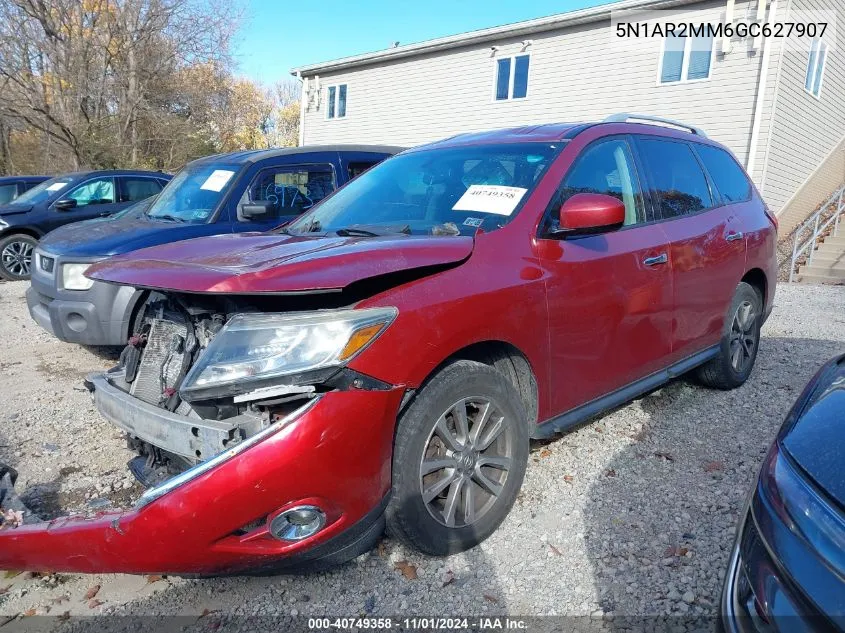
[235,0,608,85]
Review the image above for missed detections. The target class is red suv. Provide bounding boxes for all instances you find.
[0,116,777,576]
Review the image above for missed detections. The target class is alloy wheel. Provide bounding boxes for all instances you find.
[729,300,757,373]
[1,240,33,277]
[419,396,514,528]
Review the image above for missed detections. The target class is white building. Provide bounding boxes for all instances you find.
[292,0,845,241]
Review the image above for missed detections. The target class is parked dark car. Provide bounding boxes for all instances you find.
[720,353,845,633]
[0,175,50,205]
[0,170,170,281]
[27,145,400,346]
[0,117,777,575]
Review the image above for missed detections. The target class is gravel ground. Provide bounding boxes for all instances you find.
[0,280,843,627]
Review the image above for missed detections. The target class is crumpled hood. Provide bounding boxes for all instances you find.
[39,212,218,258]
[0,204,34,217]
[87,232,474,293]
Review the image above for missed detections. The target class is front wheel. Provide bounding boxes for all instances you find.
[386,360,529,556]
[697,281,762,389]
[0,234,37,281]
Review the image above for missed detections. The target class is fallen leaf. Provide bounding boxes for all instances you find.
[549,544,563,556]
[663,546,677,557]
[84,585,100,600]
[394,560,417,580]
[483,594,499,604]
[539,448,552,458]
[441,570,454,587]
[23,608,36,617]
[654,452,675,462]
[199,608,219,619]
[594,426,605,434]
[605,469,617,477]
[704,461,724,473]
[58,611,70,621]
[377,540,387,558]
[145,575,164,584]
[563,475,574,483]
[88,598,103,609]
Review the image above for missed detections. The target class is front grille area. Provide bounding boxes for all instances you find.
[38,254,54,273]
[130,318,188,405]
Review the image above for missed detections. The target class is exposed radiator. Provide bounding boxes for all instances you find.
[130,318,188,406]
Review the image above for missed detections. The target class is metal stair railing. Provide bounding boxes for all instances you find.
[789,184,845,282]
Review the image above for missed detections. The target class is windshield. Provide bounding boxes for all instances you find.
[113,195,157,219]
[11,176,75,206]
[146,163,240,223]
[286,143,562,236]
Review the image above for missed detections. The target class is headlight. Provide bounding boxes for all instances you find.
[180,307,398,396]
[62,263,94,290]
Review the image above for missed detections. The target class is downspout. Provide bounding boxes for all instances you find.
[296,71,307,147]
[746,0,777,179]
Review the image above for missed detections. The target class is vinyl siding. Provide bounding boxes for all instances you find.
[301,0,763,169]
[758,0,845,213]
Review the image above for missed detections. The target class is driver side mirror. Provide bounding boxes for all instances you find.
[240,201,276,220]
[555,193,625,236]
[54,199,78,212]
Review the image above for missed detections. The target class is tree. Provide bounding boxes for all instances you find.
[0,0,245,173]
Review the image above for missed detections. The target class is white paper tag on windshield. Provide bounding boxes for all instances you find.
[46,182,67,192]
[200,169,235,192]
[452,185,528,216]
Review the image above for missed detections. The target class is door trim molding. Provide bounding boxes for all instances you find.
[531,345,720,439]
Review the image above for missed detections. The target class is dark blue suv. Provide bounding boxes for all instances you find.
[0,170,169,280]
[27,145,401,346]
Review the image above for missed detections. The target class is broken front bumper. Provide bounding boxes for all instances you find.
[0,374,403,575]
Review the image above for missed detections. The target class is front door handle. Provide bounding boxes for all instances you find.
[725,231,744,242]
[643,253,668,266]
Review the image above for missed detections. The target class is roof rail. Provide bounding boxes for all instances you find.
[603,113,708,137]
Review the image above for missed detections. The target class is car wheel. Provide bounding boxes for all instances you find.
[0,234,37,281]
[697,281,762,390]
[386,360,529,555]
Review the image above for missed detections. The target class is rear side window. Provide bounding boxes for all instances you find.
[694,145,752,204]
[637,139,713,219]
[120,177,163,202]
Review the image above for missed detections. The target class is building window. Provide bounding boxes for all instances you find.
[326,84,347,119]
[494,54,530,100]
[659,34,713,83]
[805,39,827,98]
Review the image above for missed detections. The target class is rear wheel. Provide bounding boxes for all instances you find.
[0,234,37,281]
[386,360,529,555]
[696,282,762,389]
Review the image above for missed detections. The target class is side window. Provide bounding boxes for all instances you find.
[66,178,115,206]
[120,177,163,202]
[804,38,827,97]
[240,165,335,220]
[0,184,17,205]
[553,139,646,226]
[694,145,752,204]
[348,161,380,180]
[637,139,713,219]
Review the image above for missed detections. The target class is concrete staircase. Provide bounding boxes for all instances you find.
[796,234,845,284]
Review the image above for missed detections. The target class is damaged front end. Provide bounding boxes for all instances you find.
[0,291,405,575]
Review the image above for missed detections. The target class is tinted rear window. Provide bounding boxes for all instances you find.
[637,139,713,219]
[694,144,752,204]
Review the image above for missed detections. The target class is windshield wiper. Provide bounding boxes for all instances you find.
[334,224,411,237]
[149,214,186,223]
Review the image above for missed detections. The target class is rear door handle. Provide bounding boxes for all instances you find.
[643,253,668,266]
[725,231,744,242]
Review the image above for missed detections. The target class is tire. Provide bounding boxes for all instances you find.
[0,233,38,281]
[386,360,529,555]
[696,282,762,390]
